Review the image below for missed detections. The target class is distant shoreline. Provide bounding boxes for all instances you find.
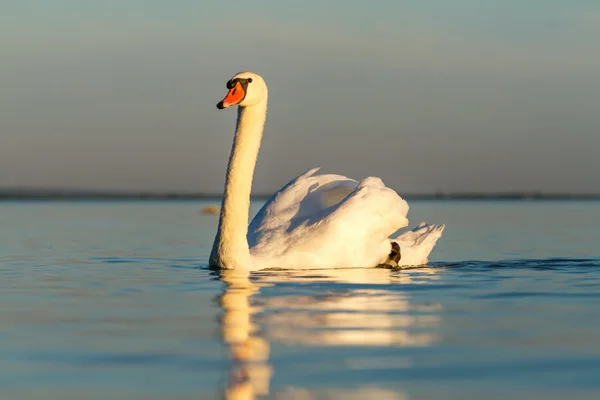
[1,190,599,201]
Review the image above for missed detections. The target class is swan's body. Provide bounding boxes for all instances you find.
[210,72,444,271]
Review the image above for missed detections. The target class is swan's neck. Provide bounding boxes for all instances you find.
[212,101,267,269]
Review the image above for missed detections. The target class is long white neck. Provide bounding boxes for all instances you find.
[210,100,267,269]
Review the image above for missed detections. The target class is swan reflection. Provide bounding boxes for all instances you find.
[218,267,442,399]
[219,270,272,400]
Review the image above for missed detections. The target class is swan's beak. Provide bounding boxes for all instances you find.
[217,82,245,109]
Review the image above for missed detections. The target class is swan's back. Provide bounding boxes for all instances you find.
[248,169,410,269]
[248,168,356,245]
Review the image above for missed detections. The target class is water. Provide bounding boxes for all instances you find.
[1,200,599,399]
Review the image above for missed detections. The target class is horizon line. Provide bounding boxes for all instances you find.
[1,188,599,201]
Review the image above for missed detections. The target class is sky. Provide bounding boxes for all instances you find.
[1,0,599,194]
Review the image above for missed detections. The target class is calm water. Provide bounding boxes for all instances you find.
[1,200,600,399]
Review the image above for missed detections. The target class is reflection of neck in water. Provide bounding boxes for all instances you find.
[218,267,443,399]
[219,270,271,400]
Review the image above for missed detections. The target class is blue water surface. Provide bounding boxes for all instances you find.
[1,200,599,399]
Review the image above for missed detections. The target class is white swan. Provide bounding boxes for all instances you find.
[209,72,445,271]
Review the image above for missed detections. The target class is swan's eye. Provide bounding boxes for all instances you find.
[247,78,253,83]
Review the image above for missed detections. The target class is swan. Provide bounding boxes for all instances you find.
[209,72,445,271]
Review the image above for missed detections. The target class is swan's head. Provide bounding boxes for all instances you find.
[217,72,267,110]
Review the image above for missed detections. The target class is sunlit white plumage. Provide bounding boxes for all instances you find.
[209,72,444,271]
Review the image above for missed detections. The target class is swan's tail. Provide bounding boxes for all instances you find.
[390,222,445,267]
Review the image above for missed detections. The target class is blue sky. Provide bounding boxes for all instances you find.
[1,1,599,193]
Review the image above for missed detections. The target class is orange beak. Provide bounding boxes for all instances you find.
[217,82,246,109]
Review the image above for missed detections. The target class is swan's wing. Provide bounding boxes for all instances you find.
[248,168,358,247]
[249,170,411,269]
